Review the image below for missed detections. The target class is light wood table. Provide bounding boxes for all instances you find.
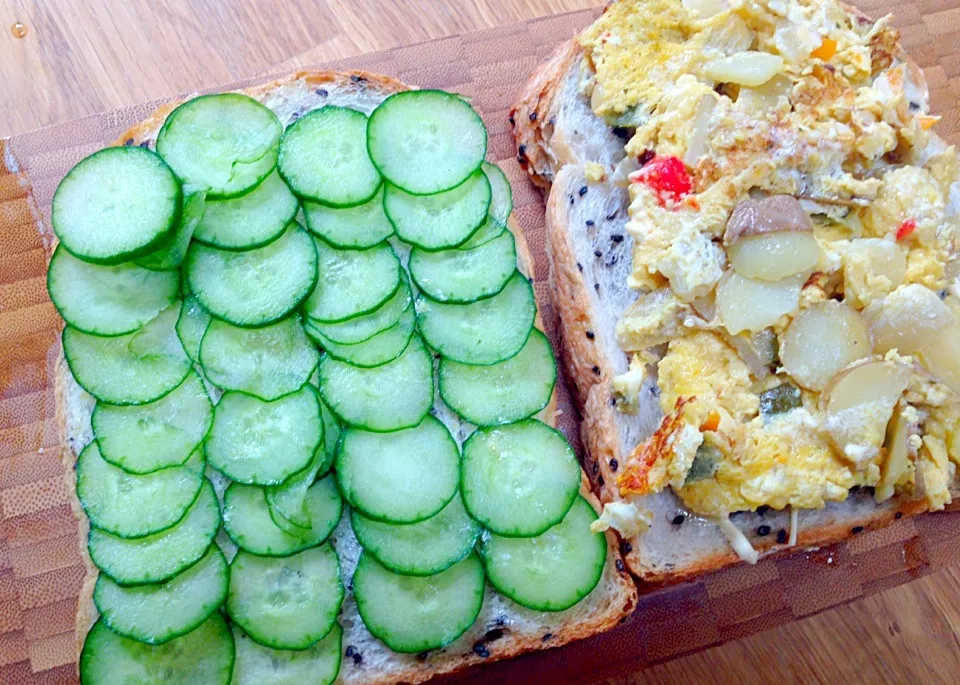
[3,1,960,683]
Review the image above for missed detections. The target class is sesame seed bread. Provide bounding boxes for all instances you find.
[59,69,638,683]
[510,26,952,585]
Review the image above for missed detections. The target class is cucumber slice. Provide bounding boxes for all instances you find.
[306,279,410,345]
[226,545,344,650]
[51,146,181,265]
[77,442,204,538]
[456,216,505,251]
[415,271,536,365]
[206,386,322,485]
[200,315,319,400]
[94,545,228,645]
[265,445,332,530]
[193,170,298,250]
[317,335,433,431]
[232,623,341,685]
[175,295,211,363]
[303,237,400,323]
[63,303,191,405]
[223,477,342,556]
[88,478,220,586]
[47,244,179,336]
[353,552,484,653]
[135,187,207,270]
[480,496,605,611]
[462,419,580,537]
[92,371,213,474]
[367,90,487,195]
[439,329,557,426]
[186,223,318,327]
[408,229,516,303]
[319,400,340,471]
[306,307,414,368]
[383,170,490,250]
[351,492,480,576]
[337,415,459,524]
[80,613,235,685]
[303,186,393,249]
[157,93,282,198]
[278,106,382,207]
[481,161,513,226]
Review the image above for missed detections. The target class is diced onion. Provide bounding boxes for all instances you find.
[780,302,872,391]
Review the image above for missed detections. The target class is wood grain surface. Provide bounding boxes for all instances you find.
[4,1,960,684]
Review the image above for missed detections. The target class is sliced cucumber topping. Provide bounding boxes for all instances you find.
[88,478,220,586]
[186,223,318,327]
[367,90,487,195]
[157,93,282,198]
[480,496,605,611]
[206,385,322,485]
[337,415,459,524]
[439,329,557,426]
[92,371,213,474]
[77,442,204,538]
[415,271,535,365]
[51,146,181,265]
[351,492,480,576]
[227,546,344,650]
[193,170,298,250]
[317,335,433,431]
[303,186,393,249]
[94,545,228,645]
[353,552,484,653]
[63,302,191,405]
[48,244,179,336]
[223,477,342,556]
[481,161,513,226]
[456,216,505,251]
[175,295,211,363]
[408,229,516,303]
[306,279,410,345]
[135,187,207,270]
[461,419,580,537]
[278,106,381,207]
[307,307,414,368]
[265,445,333,529]
[303,237,400,323]
[383,169,490,250]
[200,314,319,400]
[80,613,235,685]
[232,623,342,685]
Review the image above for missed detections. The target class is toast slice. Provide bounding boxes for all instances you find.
[59,70,637,683]
[511,18,954,584]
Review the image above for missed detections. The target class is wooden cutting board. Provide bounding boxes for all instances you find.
[3,2,960,684]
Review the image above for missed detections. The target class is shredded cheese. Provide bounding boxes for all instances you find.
[711,515,759,564]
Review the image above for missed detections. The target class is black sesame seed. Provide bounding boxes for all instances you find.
[909,100,920,112]
[592,365,601,375]
[594,283,600,291]
[852,526,864,534]
[609,397,616,406]
[139,141,150,149]
[606,257,618,267]
[650,386,661,398]
[351,74,365,83]
[542,633,554,641]
[495,615,506,626]
[577,262,583,272]
[757,525,771,536]
[610,458,618,471]
[586,219,595,227]
[615,559,625,572]
[621,541,633,554]
[518,144,527,155]
[776,529,788,544]
[638,149,656,166]
[124,138,134,146]
[586,331,595,339]
[672,514,686,525]
[757,505,770,516]
[612,126,631,140]
[472,644,490,658]
[611,234,624,243]
[570,195,575,206]
[895,512,903,519]
[594,249,603,257]
[484,629,504,642]
[417,652,430,661]
[592,461,599,475]
[529,111,537,122]
[597,475,605,486]
[316,88,329,97]
[579,186,588,196]
[345,646,356,657]
[352,653,363,665]
[605,210,619,221]
[508,114,515,126]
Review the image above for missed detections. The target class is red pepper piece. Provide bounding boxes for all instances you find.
[630,155,692,207]
[896,218,917,241]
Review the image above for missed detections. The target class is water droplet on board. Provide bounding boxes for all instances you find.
[11,22,28,39]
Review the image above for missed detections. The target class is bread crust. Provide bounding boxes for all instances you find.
[512,20,943,586]
[59,68,637,683]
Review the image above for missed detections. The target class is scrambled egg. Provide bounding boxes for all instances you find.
[580,0,960,534]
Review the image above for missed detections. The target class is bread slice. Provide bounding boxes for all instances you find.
[58,69,637,683]
[511,29,947,584]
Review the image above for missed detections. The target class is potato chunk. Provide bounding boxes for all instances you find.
[780,301,872,391]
